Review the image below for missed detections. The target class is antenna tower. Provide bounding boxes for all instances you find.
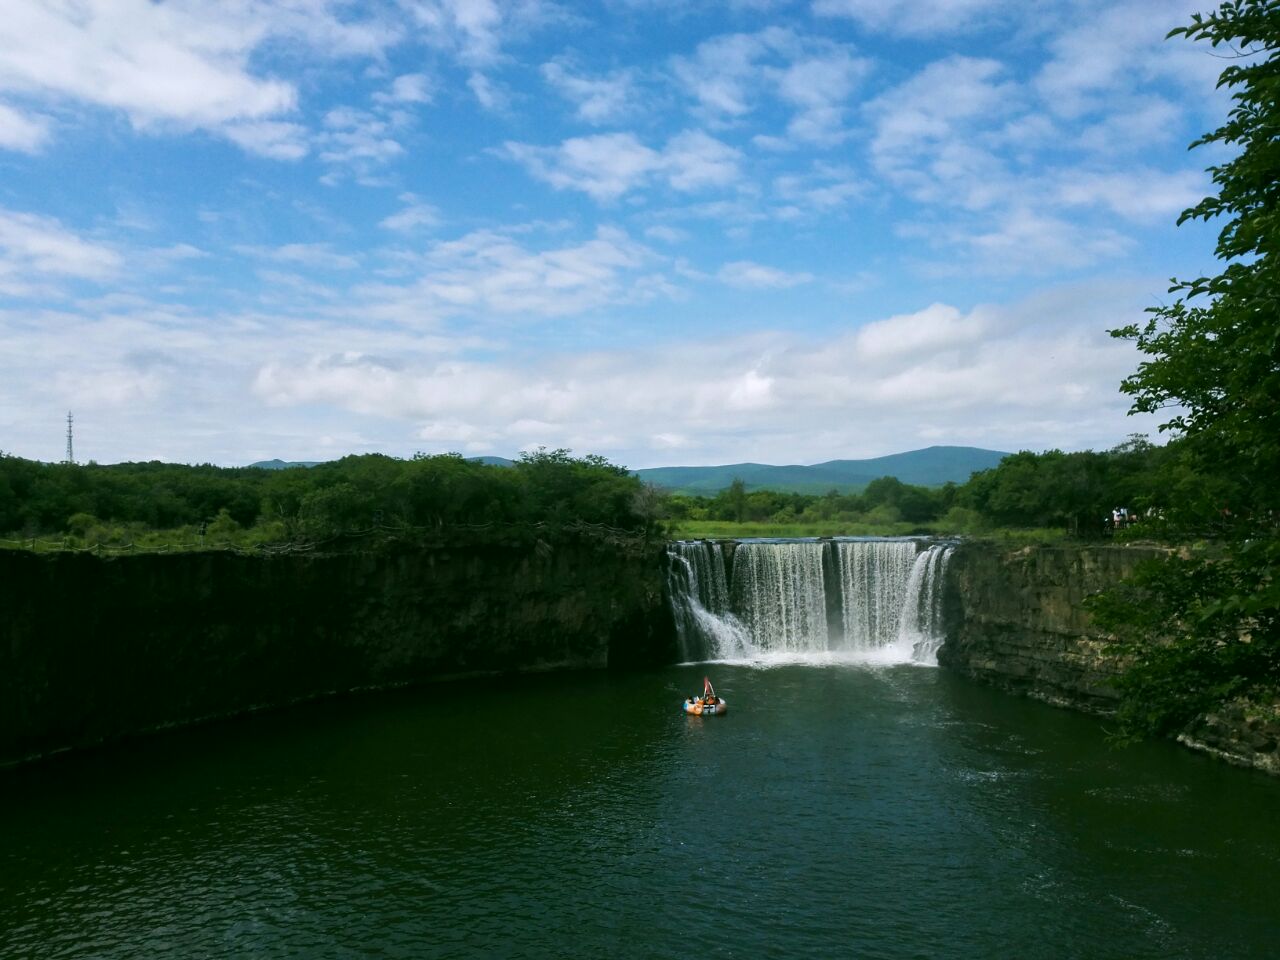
[65,411,75,465]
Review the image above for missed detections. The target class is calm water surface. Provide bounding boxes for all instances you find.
[2,664,1278,959]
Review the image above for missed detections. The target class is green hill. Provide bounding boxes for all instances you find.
[248,459,324,470]
[634,445,1009,495]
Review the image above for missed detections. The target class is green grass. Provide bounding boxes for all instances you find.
[2,520,1075,554]
[0,520,293,555]
[666,520,1069,542]
[667,520,920,538]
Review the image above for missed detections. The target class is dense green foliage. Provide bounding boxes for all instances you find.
[0,449,659,546]
[0,436,1202,547]
[1088,0,1280,740]
[661,435,1197,537]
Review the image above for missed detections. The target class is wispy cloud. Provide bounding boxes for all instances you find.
[812,0,1007,36]
[235,243,361,271]
[0,101,50,152]
[376,73,435,105]
[357,224,670,321]
[717,260,813,289]
[541,58,637,124]
[380,194,443,232]
[672,27,869,145]
[501,129,742,201]
[0,208,122,294]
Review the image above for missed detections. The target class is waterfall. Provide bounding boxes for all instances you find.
[666,542,751,662]
[666,538,953,665]
[837,540,920,652]
[896,544,954,665]
[731,542,829,654]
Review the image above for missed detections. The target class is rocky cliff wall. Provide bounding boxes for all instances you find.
[939,543,1158,714]
[0,539,675,766]
[939,542,1280,775]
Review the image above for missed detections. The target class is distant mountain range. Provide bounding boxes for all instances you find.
[248,446,1009,494]
[633,446,1009,495]
[248,459,324,470]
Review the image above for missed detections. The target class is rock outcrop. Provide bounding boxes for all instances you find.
[939,541,1280,775]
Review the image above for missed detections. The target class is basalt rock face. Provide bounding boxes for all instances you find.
[0,540,676,766]
[939,543,1164,714]
[940,542,1280,775]
[1179,700,1280,776]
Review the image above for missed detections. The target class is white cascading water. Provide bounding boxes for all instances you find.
[838,540,919,653]
[896,543,954,664]
[666,538,954,665]
[666,541,751,662]
[731,542,829,655]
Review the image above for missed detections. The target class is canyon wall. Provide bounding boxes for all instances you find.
[940,541,1280,775]
[0,538,675,766]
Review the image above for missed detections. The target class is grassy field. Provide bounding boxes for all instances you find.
[2,520,1075,554]
[666,520,1069,542]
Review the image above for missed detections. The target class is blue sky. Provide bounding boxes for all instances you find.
[0,0,1231,467]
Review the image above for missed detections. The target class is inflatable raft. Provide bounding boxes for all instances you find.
[684,677,727,715]
[683,696,727,716]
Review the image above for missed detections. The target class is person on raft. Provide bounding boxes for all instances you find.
[700,677,718,705]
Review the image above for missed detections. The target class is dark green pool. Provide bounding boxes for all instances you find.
[3,664,1278,959]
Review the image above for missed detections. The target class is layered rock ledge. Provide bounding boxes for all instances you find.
[939,541,1280,775]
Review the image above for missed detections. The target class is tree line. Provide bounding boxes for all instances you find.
[0,432,1226,544]
[665,434,1223,536]
[1084,1,1280,742]
[0,449,659,544]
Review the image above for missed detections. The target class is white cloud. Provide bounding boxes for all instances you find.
[768,47,867,144]
[381,194,443,232]
[854,302,987,359]
[375,73,435,105]
[717,260,813,289]
[673,29,772,118]
[222,120,310,160]
[1054,169,1205,222]
[0,0,410,155]
[869,55,1016,155]
[662,129,743,191]
[1075,96,1183,154]
[406,0,565,90]
[0,101,50,152]
[541,59,636,124]
[502,129,741,201]
[0,208,122,294]
[772,162,864,215]
[503,133,659,200]
[644,225,689,244]
[407,0,504,66]
[903,207,1132,275]
[236,243,360,271]
[237,282,1167,465]
[812,0,1005,36]
[672,27,868,146]
[467,71,511,111]
[318,106,404,171]
[1035,0,1219,119]
[0,0,294,153]
[865,56,1024,212]
[357,224,668,320]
